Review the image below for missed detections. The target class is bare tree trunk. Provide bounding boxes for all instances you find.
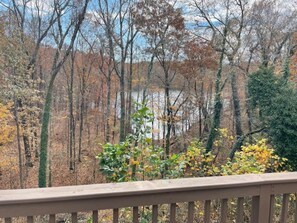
[48,118,53,188]
[142,55,155,104]
[165,73,172,159]
[119,70,126,142]
[22,131,32,167]
[17,100,33,168]
[13,98,24,189]
[198,81,204,139]
[105,73,112,143]
[202,81,212,135]
[113,90,118,143]
[162,92,166,149]
[158,90,161,141]
[100,81,106,141]
[231,71,243,138]
[127,25,134,135]
[78,78,85,162]
[68,52,76,171]
[151,93,154,140]
[205,26,227,152]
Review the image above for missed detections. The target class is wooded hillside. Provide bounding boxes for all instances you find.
[0,0,296,189]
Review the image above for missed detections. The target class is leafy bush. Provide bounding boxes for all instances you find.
[97,104,286,182]
[221,139,287,175]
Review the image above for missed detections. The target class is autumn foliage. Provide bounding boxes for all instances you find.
[0,103,15,147]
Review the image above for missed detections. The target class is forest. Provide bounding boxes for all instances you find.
[0,0,297,191]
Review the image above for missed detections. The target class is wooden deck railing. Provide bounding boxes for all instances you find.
[1,172,297,222]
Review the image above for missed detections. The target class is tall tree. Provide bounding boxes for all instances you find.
[75,33,97,161]
[95,0,137,142]
[194,0,252,152]
[38,0,89,187]
[249,0,297,67]
[133,0,185,158]
[193,0,231,152]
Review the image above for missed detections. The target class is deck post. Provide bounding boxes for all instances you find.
[258,185,272,223]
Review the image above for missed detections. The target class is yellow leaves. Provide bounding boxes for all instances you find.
[221,138,286,175]
[0,103,16,147]
[130,159,140,166]
[214,128,235,149]
[214,140,219,147]
[144,165,152,172]
[145,138,152,144]
[240,138,277,169]
[180,142,219,177]
[218,128,228,138]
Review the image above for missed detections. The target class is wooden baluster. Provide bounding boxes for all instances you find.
[92,210,99,223]
[236,197,244,223]
[251,196,259,223]
[204,200,211,223]
[269,195,275,223]
[152,205,158,223]
[188,201,194,223]
[5,218,12,223]
[169,203,176,223]
[49,214,56,223]
[27,216,33,223]
[203,200,211,223]
[220,199,228,223]
[133,206,139,223]
[113,208,119,223]
[280,194,289,223]
[72,212,78,223]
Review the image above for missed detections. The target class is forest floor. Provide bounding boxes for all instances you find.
[0,142,104,189]
[0,114,106,190]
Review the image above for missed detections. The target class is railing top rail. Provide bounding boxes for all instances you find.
[0,172,296,205]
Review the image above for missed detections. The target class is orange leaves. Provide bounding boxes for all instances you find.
[132,0,185,39]
[0,103,16,147]
[180,40,218,79]
[290,33,297,81]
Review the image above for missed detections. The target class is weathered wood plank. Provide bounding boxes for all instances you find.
[27,216,33,223]
[152,205,158,223]
[113,208,119,223]
[92,210,98,223]
[72,212,78,223]
[4,218,12,223]
[220,199,228,223]
[49,214,55,223]
[204,200,211,223]
[0,173,297,221]
[2,173,297,204]
[187,201,194,223]
[133,206,139,223]
[169,203,176,223]
[269,195,275,223]
[251,196,259,223]
[280,194,289,223]
[236,197,244,223]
